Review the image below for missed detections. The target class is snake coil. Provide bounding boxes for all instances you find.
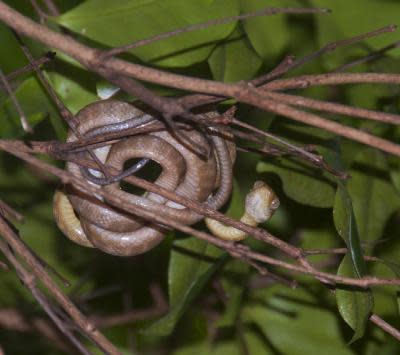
[53,100,236,256]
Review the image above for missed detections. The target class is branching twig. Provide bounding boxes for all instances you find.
[0,67,32,133]
[370,314,400,341]
[1,141,400,289]
[1,1,400,346]
[0,213,121,354]
[0,231,91,354]
[103,7,330,58]
[1,2,400,158]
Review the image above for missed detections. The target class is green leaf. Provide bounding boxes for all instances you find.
[173,339,242,355]
[0,77,63,138]
[215,259,249,328]
[378,259,400,279]
[96,80,120,100]
[257,159,335,208]
[300,228,340,264]
[56,0,240,67]
[242,286,354,355]
[336,255,373,343]
[347,149,400,242]
[333,183,366,277]
[48,71,98,115]
[311,0,400,68]
[143,180,243,336]
[208,28,262,82]
[0,23,29,74]
[172,324,280,355]
[390,168,400,194]
[257,122,339,208]
[143,236,225,336]
[239,0,292,60]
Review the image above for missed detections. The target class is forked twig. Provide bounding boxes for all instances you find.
[0,68,32,133]
[103,7,330,58]
[0,1,400,345]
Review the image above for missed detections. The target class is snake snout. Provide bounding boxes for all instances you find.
[245,181,280,224]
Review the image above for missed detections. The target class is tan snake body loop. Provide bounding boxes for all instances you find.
[53,100,235,256]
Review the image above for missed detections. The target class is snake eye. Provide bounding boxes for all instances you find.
[271,198,280,210]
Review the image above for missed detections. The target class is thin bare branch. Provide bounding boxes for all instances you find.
[262,90,400,125]
[103,7,330,58]
[11,29,112,180]
[0,199,24,222]
[335,40,400,72]
[30,0,48,23]
[1,140,400,288]
[0,307,74,352]
[0,52,55,85]
[370,314,400,341]
[2,2,400,159]
[285,25,397,73]
[0,211,121,354]
[264,72,400,91]
[0,67,32,133]
[0,234,91,354]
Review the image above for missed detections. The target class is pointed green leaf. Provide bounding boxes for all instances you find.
[257,123,338,208]
[215,259,249,328]
[243,286,354,355]
[347,149,400,242]
[48,71,98,115]
[336,255,373,343]
[239,0,291,60]
[56,0,240,67]
[143,181,243,336]
[333,183,366,277]
[0,77,63,138]
[257,159,335,208]
[311,0,400,68]
[208,28,262,82]
[142,236,225,336]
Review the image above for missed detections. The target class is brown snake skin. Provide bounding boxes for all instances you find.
[53,100,236,256]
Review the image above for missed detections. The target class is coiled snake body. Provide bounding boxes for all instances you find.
[53,100,279,256]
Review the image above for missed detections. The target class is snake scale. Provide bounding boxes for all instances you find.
[53,100,279,256]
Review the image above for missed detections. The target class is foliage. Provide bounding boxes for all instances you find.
[1,0,400,353]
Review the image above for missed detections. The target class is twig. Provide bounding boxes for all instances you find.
[0,198,24,222]
[103,7,330,58]
[261,90,400,125]
[0,52,55,85]
[0,212,121,354]
[2,3,400,158]
[1,141,400,288]
[370,314,400,341]
[335,40,400,72]
[179,26,399,108]
[0,259,9,270]
[0,232,91,354]
[42,0,59,17]
[0,67,32,133]
[241,87,400,157]
[232,118,347,178]
[284,25,397,74]
[264,72,400,91]
[11,29,112,180]
[252,55,295,86]
[0,307,74,352]
[30,0,48,23]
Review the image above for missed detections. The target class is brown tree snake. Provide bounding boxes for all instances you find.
[53,100,279,256]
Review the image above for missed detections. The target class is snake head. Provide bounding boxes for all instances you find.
[245,180,280,224]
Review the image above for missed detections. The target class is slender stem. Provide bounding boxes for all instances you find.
[370,314,400,341]
[104,7,329,57]
[1,2,400,157]
[0,67,32,133]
